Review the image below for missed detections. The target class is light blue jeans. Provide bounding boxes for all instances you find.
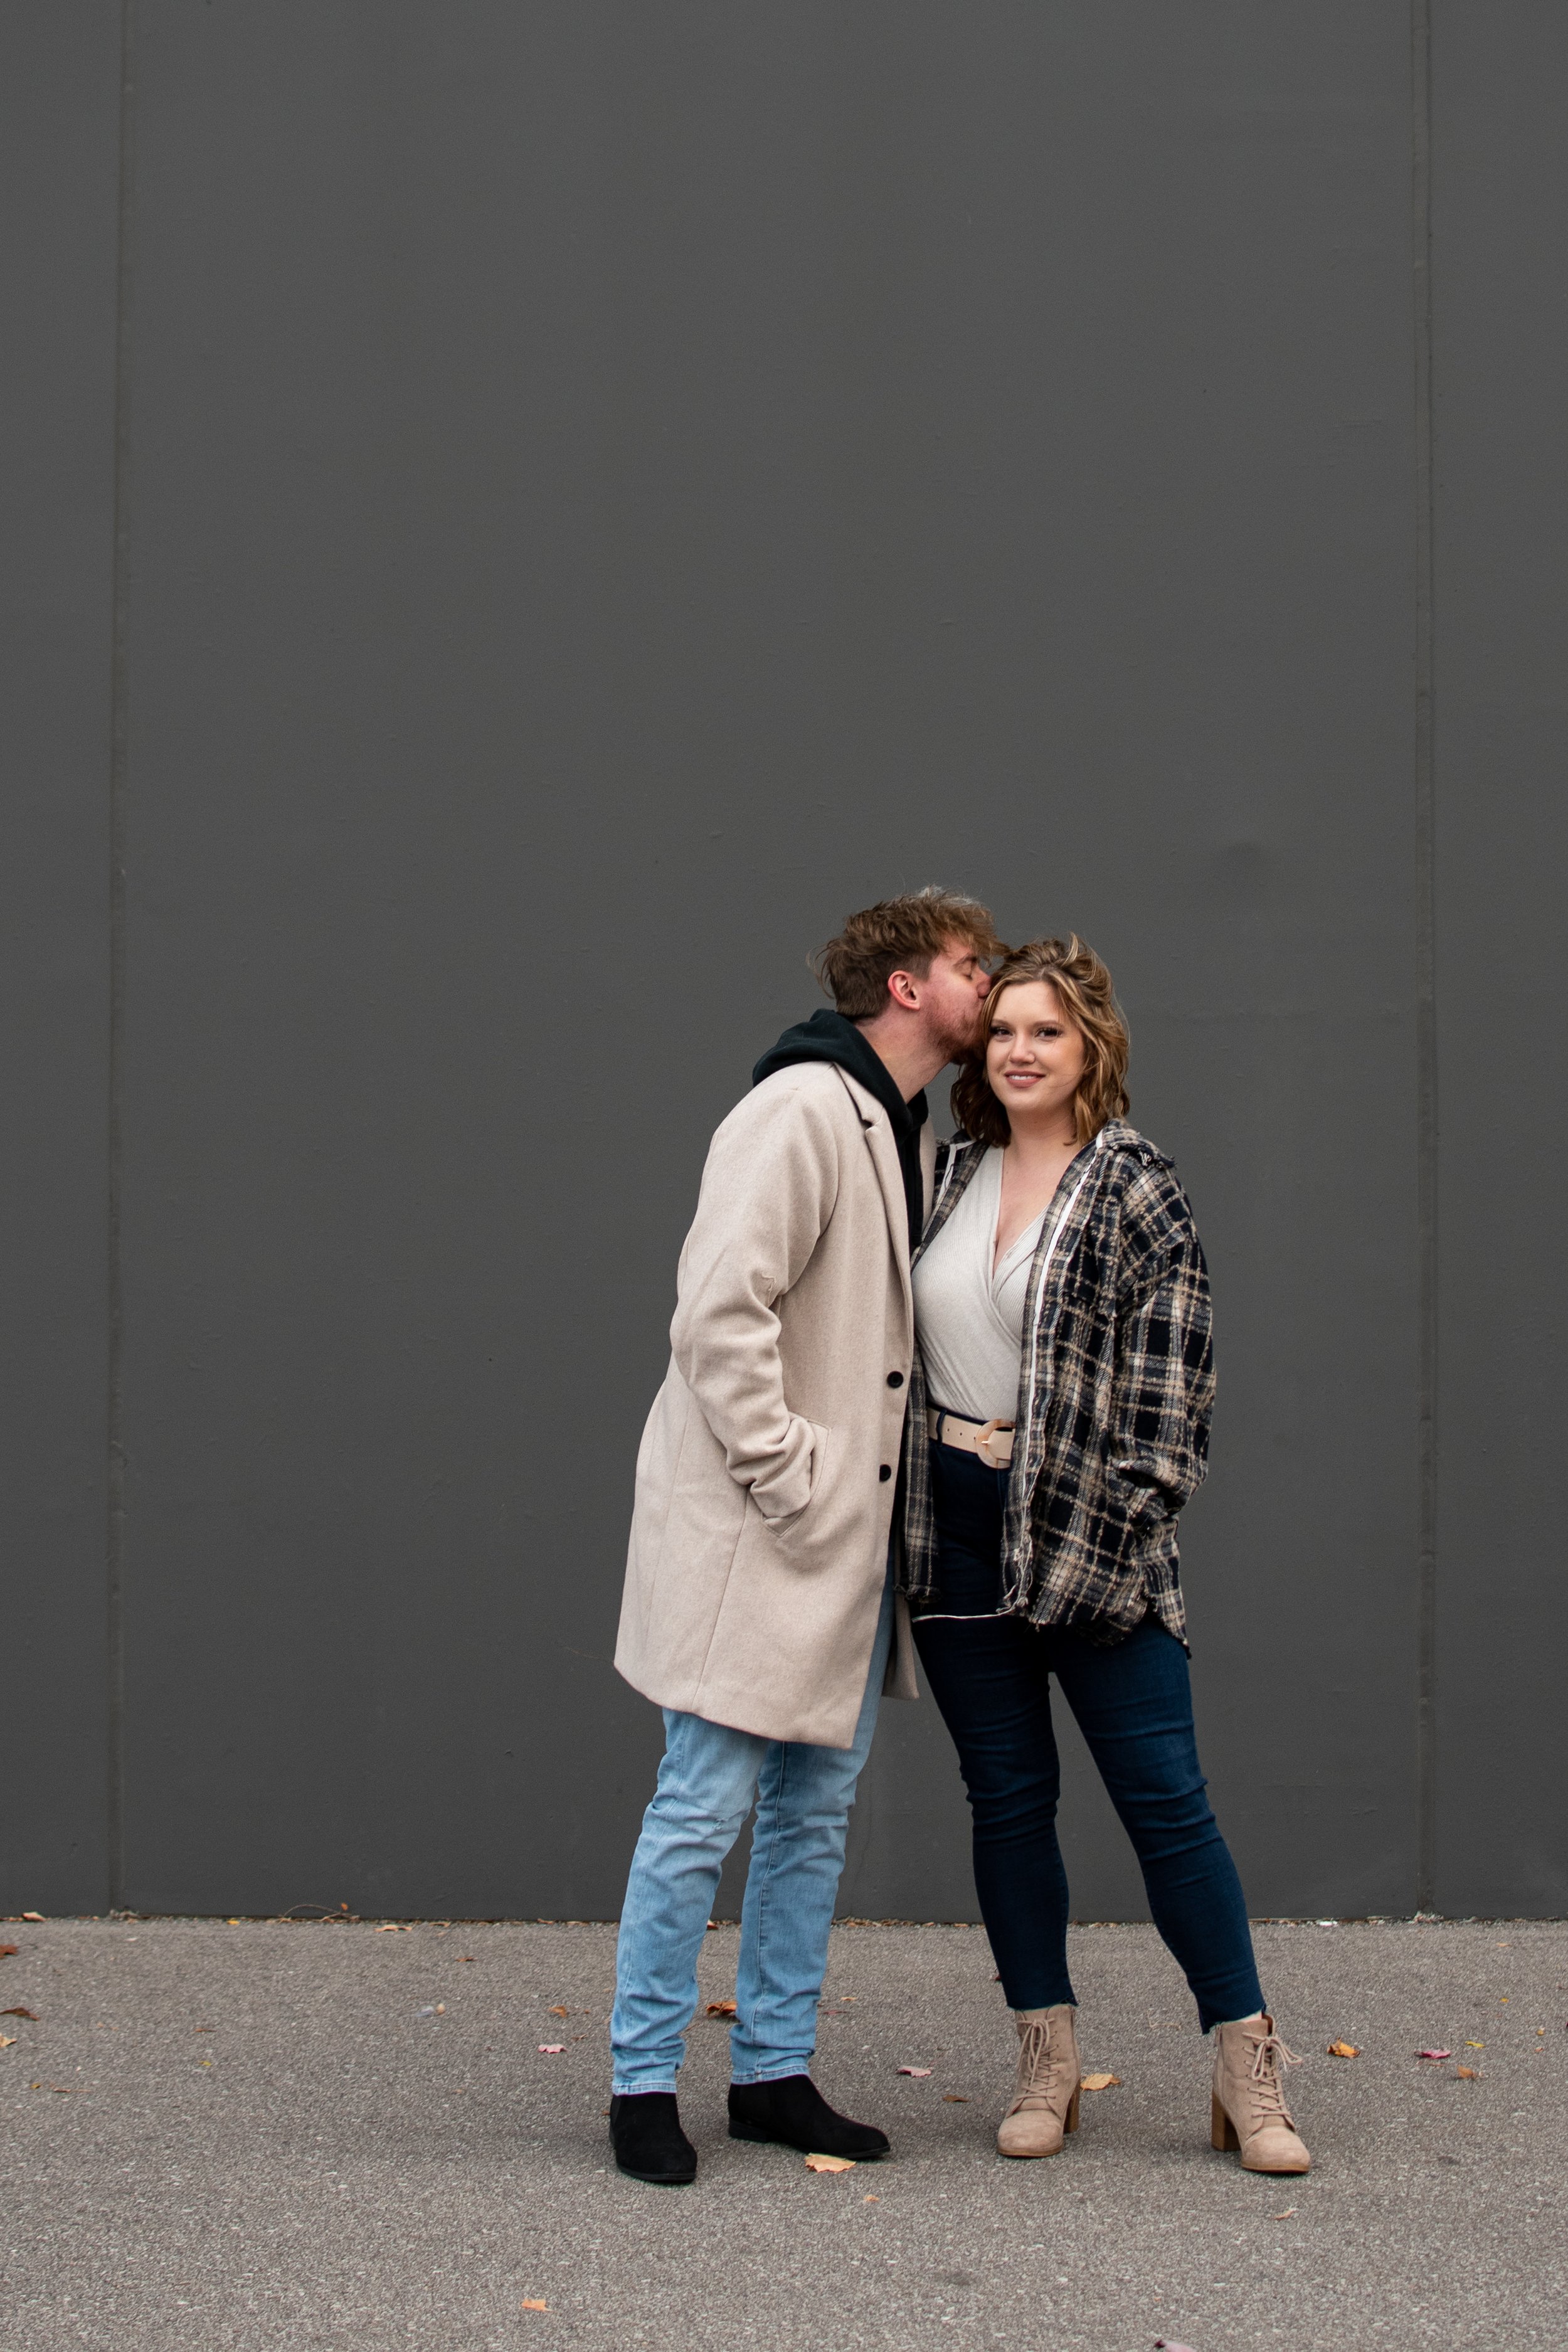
[611,1573,893,2095]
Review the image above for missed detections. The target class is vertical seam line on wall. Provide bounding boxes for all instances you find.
[107,0,138,1914]
[1412,0,1438,1914]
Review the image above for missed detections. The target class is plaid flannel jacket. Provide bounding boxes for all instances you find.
[897,1121,1214,1646]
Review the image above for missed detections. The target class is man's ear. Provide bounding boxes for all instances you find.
[885,968,921,1012]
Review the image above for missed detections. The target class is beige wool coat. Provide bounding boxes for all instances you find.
[615,1062,932,1748]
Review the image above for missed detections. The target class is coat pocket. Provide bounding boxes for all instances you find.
[763,1425,872,1580]
[754,1419,832,1530]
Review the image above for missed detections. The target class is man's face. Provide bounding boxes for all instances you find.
[918,938,993,1061]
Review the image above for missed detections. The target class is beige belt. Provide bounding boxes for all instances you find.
[926,1407,1015,1469]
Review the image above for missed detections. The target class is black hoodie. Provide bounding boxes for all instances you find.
[752,1010,928,1254]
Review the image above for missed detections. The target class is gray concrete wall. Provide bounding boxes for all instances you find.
[1,3,121,1914]
[3,4,1562,1921]
[1430,3,1568,1915]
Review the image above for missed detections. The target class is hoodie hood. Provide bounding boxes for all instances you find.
[753,1010,928,1252]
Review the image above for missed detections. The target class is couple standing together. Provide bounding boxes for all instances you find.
[608,889,1309,2186]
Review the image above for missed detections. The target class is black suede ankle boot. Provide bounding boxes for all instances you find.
[728,2075,889,2159]
[609,2092,697,2185]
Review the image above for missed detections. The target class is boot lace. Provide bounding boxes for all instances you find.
[1013,2018,1070,2113]
[1248,2026,1303,2127]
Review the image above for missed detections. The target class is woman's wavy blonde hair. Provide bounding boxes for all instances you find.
[951,935,1130,1148]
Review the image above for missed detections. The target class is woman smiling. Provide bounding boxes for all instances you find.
[900,936,1310,2176]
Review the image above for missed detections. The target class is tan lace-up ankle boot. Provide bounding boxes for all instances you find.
[1210,2013,1310,2173]
[996,2005,1081,2159]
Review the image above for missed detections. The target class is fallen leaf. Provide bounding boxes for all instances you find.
[704,2000,738,2017]
[376,1924,401,1932]
[549,2005,569,2016]
[0,2035,15,2048]
[2,2008,39,2021]
[227,1918,241,1926]
[862,2193,880,2202]
[1079,2072,1121,2091]
[520,2299,548,2312]
[1327,2041,1360,2058]
[1271,2208,1296,2220]
[194,2027,213,2034]
[1456,2065,1480,2080]
[45,2084,87,2094]
[804,2152,856,2173]
[1415,2048,1451,2060]
[21,1914,43,1922]
[456,1956,474,1963]
[898,2065,933,2077]
[942,2094,970,2103]
[1465,2040,1484,2049]
[434,2003,445,2014]
[538,2044,566,2055]
[0,1944,17,1957]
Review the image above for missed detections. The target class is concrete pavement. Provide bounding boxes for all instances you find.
[3,1917,1564,2350]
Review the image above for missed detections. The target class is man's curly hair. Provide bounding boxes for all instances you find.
[812,887,1004,1020]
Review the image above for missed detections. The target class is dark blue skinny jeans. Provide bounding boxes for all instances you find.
[911,1441,1264,2032]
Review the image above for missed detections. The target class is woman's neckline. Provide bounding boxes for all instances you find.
[989,1137,1092,1279]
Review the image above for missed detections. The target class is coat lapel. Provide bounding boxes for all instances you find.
[833,1069,915,1323]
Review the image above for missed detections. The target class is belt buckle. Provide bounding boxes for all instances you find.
[973,1417,1014,1469]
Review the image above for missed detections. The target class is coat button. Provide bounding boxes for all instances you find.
[886,1371,904,1389]
[879,1464,892,1481]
